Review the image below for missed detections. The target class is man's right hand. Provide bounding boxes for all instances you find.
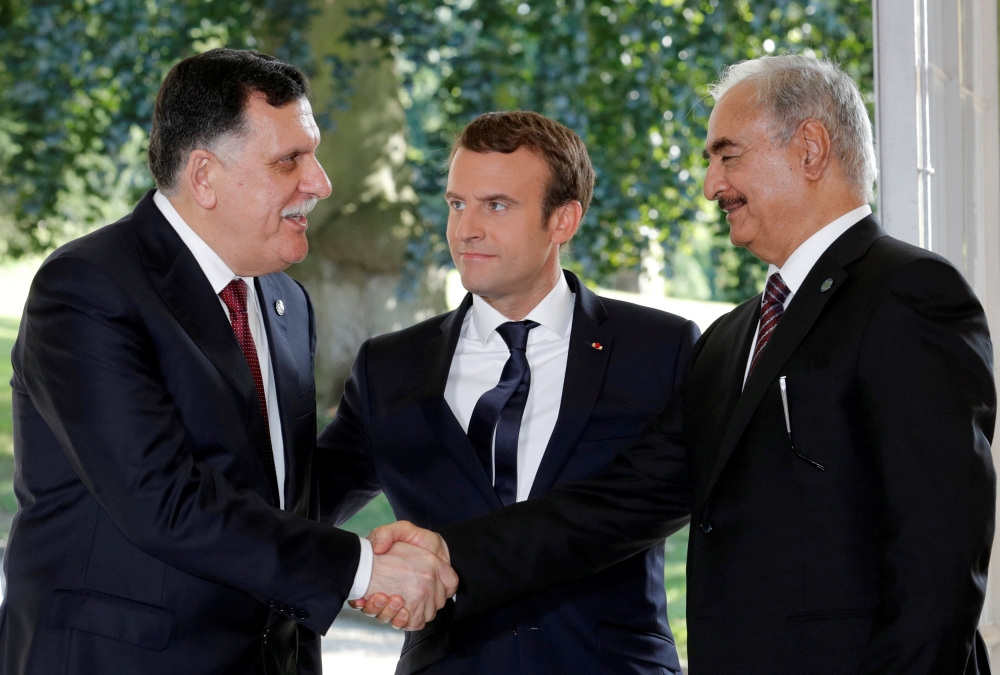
[354,535,457,631]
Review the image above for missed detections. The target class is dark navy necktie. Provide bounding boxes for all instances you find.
[467,320,540,506]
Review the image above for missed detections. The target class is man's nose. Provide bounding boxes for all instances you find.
[453,209,483,242]
[302,155,333,200]
[703,159,724,201]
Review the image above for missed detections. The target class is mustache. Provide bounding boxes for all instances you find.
[281,198,318,219]
[718,193,747,213]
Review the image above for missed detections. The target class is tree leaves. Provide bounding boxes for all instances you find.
[346,0,872,302]
[0,0,313,256]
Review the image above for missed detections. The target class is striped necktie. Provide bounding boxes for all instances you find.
[748,273,791,376]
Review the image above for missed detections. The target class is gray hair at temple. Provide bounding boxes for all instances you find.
[708,55,877,204]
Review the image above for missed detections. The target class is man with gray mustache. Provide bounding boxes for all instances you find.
[3,48,456,675]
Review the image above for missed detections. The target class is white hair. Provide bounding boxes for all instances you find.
[708,55,877,203]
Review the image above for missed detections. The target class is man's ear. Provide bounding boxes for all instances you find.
[548,200,583,246]
[182,149,220,210]
[798,119,832,182]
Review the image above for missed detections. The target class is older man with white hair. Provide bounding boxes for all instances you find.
[363,55,997,675]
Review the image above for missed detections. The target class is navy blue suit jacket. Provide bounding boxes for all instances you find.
[3,191,360,675]
[318,271,699,675]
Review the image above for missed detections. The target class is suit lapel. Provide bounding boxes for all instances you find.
[528,272,613,498]
[701,216,888,509]
[136,192,280,504]
[419,294,504,510]
[256,276,294,506]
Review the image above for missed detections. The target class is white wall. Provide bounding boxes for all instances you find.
[874,0,1000,652]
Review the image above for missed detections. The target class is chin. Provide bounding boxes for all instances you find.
[728,222,755,249]
[282,233,310,264]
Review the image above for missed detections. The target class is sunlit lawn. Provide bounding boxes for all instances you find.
[0,317,18,538]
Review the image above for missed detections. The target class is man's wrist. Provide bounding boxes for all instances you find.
[348,536,373,601]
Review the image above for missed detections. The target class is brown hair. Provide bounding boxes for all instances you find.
[451,111,595,223]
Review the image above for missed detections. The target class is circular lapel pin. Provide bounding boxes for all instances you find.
[275,299,285,316]
[820,278,833,292]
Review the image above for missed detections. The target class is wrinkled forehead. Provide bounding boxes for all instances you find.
[291,97,320,139]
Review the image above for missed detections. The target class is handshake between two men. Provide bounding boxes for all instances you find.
[356,522,454,630]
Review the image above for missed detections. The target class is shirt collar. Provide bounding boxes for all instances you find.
[469,272,575,345]
[153,190,245,294]
[766,204,872,295]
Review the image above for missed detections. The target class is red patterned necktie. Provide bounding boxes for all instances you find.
[219,279,271,445]
[748,272,791,376]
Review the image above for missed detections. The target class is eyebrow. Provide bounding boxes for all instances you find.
[702,137,740,161]
[478,193,519,205]
[443,191,521,205]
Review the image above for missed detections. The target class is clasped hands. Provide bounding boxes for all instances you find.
[348,521,455,630]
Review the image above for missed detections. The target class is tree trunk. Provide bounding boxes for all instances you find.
[288,0,447,418]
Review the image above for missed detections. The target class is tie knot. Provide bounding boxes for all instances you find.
[495,320,539,352]
[219,278,249,316]
[764,273,790,307]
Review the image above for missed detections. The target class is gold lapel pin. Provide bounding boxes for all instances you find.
[591,342,603,350]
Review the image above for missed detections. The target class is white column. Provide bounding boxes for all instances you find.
[873,0,1000,654]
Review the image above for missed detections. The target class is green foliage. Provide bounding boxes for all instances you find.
[0,0,314,257]
[346,0,872,302]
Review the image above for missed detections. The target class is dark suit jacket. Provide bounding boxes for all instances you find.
[439,217,997,675]
[2,191,360,675]
[317,271,700,675]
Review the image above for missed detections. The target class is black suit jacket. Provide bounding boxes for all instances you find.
[439,217,997,675]
[317,271,700,675]
[2,191,360,675]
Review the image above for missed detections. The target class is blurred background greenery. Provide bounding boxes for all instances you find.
[0,0,874,661]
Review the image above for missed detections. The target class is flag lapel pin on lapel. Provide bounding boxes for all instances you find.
[591,342,603,350]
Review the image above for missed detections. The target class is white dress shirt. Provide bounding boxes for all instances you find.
[445,273,575,502]
[153,191,372,600]
[742,204,873,387]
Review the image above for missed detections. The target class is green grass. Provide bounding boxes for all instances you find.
[0,317,19,537]
[342,493,690,659]
[664,525,689,660]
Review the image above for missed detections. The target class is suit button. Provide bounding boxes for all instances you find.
[298,609,309,619]
[700,521,713,534]
[268,601,277,609]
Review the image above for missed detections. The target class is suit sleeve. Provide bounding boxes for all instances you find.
[856,257,996,674]
[440,318,701,620]
[21,256,360,635]
[315,341,383,527]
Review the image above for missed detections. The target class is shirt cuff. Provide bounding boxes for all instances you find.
[348,536,373,601]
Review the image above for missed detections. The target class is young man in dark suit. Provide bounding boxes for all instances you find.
[367,57,997,674]
[321,111,699,674]
[3,49,454,675]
